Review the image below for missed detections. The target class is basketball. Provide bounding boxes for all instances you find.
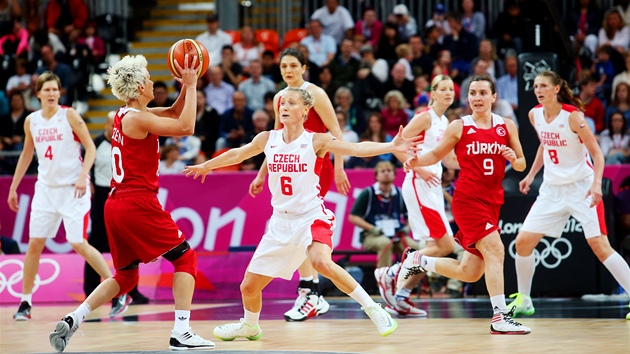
[166,39,210,78]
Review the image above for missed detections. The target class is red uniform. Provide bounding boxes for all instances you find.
[104,107,183,269]
[452,114,510,258]
[278,82,334,196]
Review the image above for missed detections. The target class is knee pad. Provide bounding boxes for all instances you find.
[171,247,197,280]
[113,268,139,297]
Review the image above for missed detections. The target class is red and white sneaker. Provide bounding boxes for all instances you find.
[284,291,318,321]
[394,298,427,317]
[490,307,531,335]
[395,247,425,292]
[374,267,397,308]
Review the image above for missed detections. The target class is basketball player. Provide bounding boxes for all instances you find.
[376,75,464,317]
[185,88,415,340]
[400,75,532,334]
[507,70,630,320]
[248,48,351,321]
[7,72,114,321]
[49,55,215,351]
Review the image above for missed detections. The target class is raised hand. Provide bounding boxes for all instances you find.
[183,162,212,183]
[391,125,421,154]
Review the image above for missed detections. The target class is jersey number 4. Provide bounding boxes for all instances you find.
[44,146,53,160]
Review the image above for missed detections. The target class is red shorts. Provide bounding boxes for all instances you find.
[451,195,502,259]
[319,153,334,197]
[104,189,184,269]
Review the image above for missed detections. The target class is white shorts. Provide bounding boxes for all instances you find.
[402,177,453,241]
[30,181,91,243]
[248,207,335,280]
[520,176,606,238]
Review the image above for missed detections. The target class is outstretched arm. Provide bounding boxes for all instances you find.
[405,120,462,170]
[316,126,418,158]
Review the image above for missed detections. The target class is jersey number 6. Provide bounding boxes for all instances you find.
[280,176,293,195]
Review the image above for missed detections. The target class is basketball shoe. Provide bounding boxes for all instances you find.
[374,266,397,308]
[213,319,262,341]
[396,247,427,292]
[362,303,398,337]
[506,293,535,317]
[391,298,428,317]
[109,294,132,318]
[169,328,215,350]
[316,295,330,316]
[13,301,31,321]
[49,312,80,352]
[490,307,531,335]
[284,289,318,321]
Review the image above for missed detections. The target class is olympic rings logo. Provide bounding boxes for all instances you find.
[508,238,572,269]
[0,258,61,298]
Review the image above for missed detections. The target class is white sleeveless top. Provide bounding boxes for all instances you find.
[532,105,593,185]
[30,107,84,186]
[279,81,312,93]
[405,107,449,179]
[265,129,324,213]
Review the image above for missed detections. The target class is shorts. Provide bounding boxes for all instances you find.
[319,153,334,196]
[30,181,90,243]
[104,189,184,269]
[452,195,502,259]
[248,206,335,280]
[402,177,453,241]
[520,176,607,238]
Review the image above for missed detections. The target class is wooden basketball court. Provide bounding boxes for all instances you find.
[2,297,629,353]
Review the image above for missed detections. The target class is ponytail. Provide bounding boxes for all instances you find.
[537,70,585,111]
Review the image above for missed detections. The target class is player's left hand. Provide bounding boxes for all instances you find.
[392,125,421,154]
[585,182,603,208]
[183,163,212,183]
[74,178,87,198]
[403,155,419,174]
[334,169,350,196]
[502,146,517,164]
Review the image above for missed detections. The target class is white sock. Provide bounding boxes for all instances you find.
[299,276,313,281]
[243,308,260,327]
[490,295,507,313]
[603,253,630,295]
[395,287,412,301]
[173,310,190,333]
[515,254,535,296]
[348,284,375,308]
[422,256,437,272]
[75,303,92,325]
[21,293,32,305]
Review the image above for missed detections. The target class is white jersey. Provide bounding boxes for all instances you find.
[532,104,594,185]
[405,107,448,179]
[30,107,84,186]
[265,129,324,213]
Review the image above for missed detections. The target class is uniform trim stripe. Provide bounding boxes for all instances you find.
[411,178,447,239]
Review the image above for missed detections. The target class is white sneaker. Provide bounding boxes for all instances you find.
[506,293,535,317]
[362,303,398,337]
[316,295,330,316]
[394,298,427,317]
[284,292,318,321]
[169,328,215,350]
[213,319,262,341]
[396,247,426,292]
[490,307,531,335]
[375,267,397,308]
[49,312,80,352]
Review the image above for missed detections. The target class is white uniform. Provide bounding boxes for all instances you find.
[521,104,605,238]
[29,107,90,242]
[402,107,453,241]
[249,130,335,280]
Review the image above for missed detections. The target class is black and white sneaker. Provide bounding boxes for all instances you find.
[49,312,79,352]
[169,328,215,350]
[109,294,132,318]
[13,301,31,321]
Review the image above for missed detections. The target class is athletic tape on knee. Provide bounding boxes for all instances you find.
[113,268,139,297]
[171,248,197,280]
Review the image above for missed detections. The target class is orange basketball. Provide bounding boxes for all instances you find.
[166,39,210,78]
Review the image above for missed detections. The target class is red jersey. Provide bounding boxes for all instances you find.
[278,82,327,133]
[110,107,160,192]
[454,114,510,205]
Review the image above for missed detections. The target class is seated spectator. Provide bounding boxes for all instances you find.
[238,59,275,111]
[220,45,243,88]
[611,51,630,101]
[578,74,605,133]
[147,81,174,108]
[346,112,392,169]
[381,63,416,108]
[164,135,202,166]
[423,25,444,62]
[159,144,187,175]
[461,59,491,111]
[413,75,430,110]
[243,109,271,169]
[491,0,525,57]
[300,19,337,68]
[431,49,456,85]
[395,44,414,82]
[443,12,478,80]
[233,26,264,72]
[390,4,417,42]
[334,86,365,134]
[261,49,281,84]
[381,90,409,138]
[424,3,450,43]
[46,0,87,45]
[310,0,354,45]
[606,82,630,127]
[195,12,232,66]
[349,160,415,268]
[599,111,630,164]
[354,5,381,48]
[204,65,235,115]
[28,27,65,64]
[409,34,434,78]
[375,21,402,64]
[564,0,602,56]
[470,39,503,79]
[297,44,321,84]
[328,38,360,88]
[461,0,486,42]
[598,8,630,54]
[332,110,359,164]
[496,54,518,112]
[0,91,30,173]
[354,44,388,111]
[5,58,31,96]
[35,44,73,105]
[0,17,28,58]
[592,45,615,104]
[60,27,91,101]
[351,33,366,60]
[194,89,220,157]
[217,91,253,149]
[77,21,105,64]
[318,65,338,101]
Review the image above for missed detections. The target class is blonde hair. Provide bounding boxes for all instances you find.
[35,71,61,93]
[285,87,314,107]
[106,55,149,102]
[384,90,407,108]
[428,75,453,105]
